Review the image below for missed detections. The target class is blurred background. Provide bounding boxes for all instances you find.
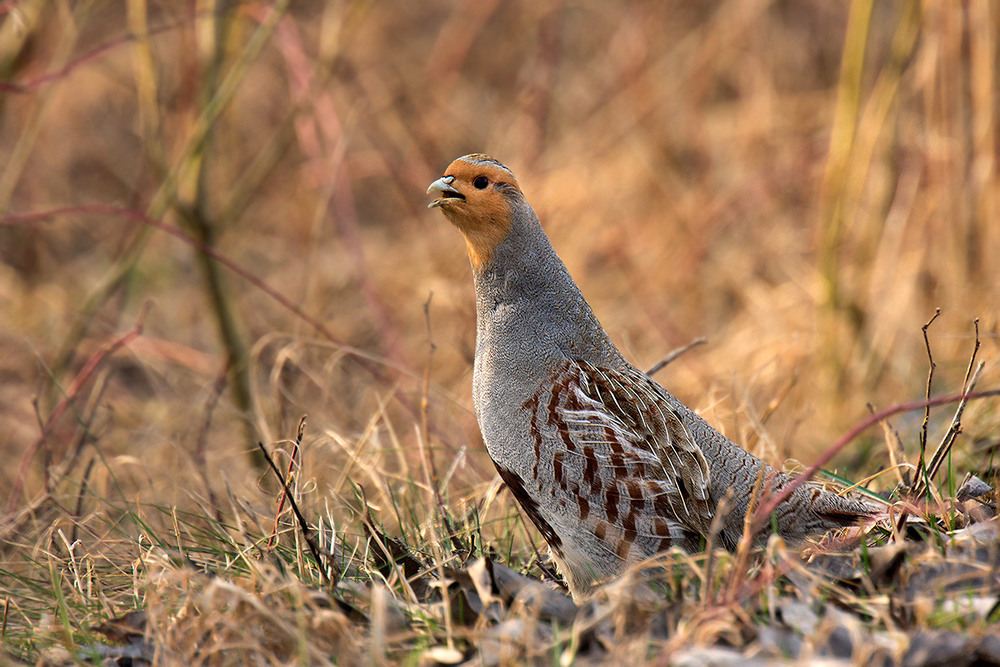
[1,0,997,519]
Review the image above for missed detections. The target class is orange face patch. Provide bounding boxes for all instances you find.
[428,155,522,270]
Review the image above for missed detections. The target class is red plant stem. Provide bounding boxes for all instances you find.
[2,205,424,447]
[3,205,344,346]
[751,389,1000,530]
[3,206,416,410]
[0,8,227,94]
[6,307,148,514]
[267,419,304,551]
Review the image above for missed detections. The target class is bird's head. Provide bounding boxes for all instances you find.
[428,154,525,270]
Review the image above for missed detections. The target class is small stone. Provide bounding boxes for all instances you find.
[903,631,973,667]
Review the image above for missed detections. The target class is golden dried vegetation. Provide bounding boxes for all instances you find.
[1,1,998,664]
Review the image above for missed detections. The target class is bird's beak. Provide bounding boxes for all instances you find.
[427,176,465,208]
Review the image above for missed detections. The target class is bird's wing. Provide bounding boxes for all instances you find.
[525,360,714,543]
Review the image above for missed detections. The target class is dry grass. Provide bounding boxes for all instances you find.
[1,0,998,664]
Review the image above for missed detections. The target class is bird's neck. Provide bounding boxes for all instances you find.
[469,208,623,367]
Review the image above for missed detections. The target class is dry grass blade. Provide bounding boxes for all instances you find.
[869,401,911,487]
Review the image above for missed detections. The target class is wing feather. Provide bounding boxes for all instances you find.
[546,360,714,536]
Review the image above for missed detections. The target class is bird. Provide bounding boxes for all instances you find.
[427,153,876,598]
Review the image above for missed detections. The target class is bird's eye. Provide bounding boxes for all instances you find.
[473,176,489,189]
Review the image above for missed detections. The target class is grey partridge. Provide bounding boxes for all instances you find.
[428,154,875,598]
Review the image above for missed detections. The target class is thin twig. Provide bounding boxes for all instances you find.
[922,363,983,490]
[418,294,458,550]
[917,308,941,482]
[646,337,708,376]
[912,319,983,499]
